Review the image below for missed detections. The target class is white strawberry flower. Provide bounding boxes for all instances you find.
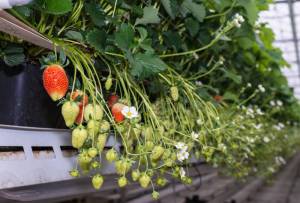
[263,136,270,143]
[121,106,139,119]
[175,142,187,151]
[177,150,189,162]
[277,100,283,106]
[191,131,199,139]
[258,84,265,93]
[270,100,275,106]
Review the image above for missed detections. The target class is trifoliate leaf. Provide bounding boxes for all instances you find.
[86,29,107,52]
[115,24,134,50]
[135,6,160,26]
[65,31,83,42]
[85,3,106,27]
[161,0,178,19]
[130,53,168,78]
[181,0,206,22]
[33,0,73,15]
[3,53,25,67]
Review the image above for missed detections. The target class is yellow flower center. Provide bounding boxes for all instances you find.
[126,111,132,117]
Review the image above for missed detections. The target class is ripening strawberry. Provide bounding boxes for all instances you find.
[72,126,88,149]
[111,103,126,123]
[62,101,80,127]
[214,95,223,103]
[108,94,119,108]
[71,90,89,107]
[43,64,69,101]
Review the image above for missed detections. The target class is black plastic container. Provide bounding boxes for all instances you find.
[0,62,65,128]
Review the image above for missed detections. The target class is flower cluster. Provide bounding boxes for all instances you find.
[273,122,285,131]
[258,84,265,93]
[233,13,245,28]
[175,142,189,162]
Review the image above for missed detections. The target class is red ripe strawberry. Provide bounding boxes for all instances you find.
[214,95,223,103]
[75,105,84,124]
[108,94,119,108]
[111,103,125,123]
[43,64,69,101]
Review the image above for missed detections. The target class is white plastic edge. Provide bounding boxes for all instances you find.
[0,0,11,9]
[0,0,32,9]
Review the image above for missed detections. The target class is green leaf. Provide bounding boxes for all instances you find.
[136,27,148,41]
[135,6,160,25]
[181,0,206,22]
[65,30,83,42]
[3,53,25,67]
[185,17,199,37]
[223,91,239,102]
[224,70,242,84]
[86,29,107,52]
[163,31,182,51]
[130,53,168,78]
[33,0,72,15]
[14,6,32,17]
[85,3,106,27]
[237,37,253,50]
[238,0,258,25]
[115,24,134,50]
[161,0,177,19]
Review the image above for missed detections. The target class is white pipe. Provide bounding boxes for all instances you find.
[0,0,32,9]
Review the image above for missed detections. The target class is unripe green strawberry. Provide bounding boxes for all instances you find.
[131,127,141,138]
[106,149,118,162]
[157,126,165,135]
[87,120,100,136]
[182,177,192,185]
[96,133,107,152]
[115,160,131,175]
[139,173,151,188]
[165,159,174,167]
[145,141,154,151]
[195,151,201,159]
[72,126,88,149]
[151,146,165,161]
[105,75,113,90]
[84,104,103,121]
[69,169,79,177]
[118,176,127,187]
[131,170,140,181]
[88,147,98,158]
[151,161,158,167]
[152,191,160,200]
[92,174,104,189]
[162,149,171,160]
[170,86,179,101]
[62,101,80,127]
[90,161,101,169]
[100,120,110,133]
[78,152,92,173]
[143,127,153,140]
[156,177,167,186]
